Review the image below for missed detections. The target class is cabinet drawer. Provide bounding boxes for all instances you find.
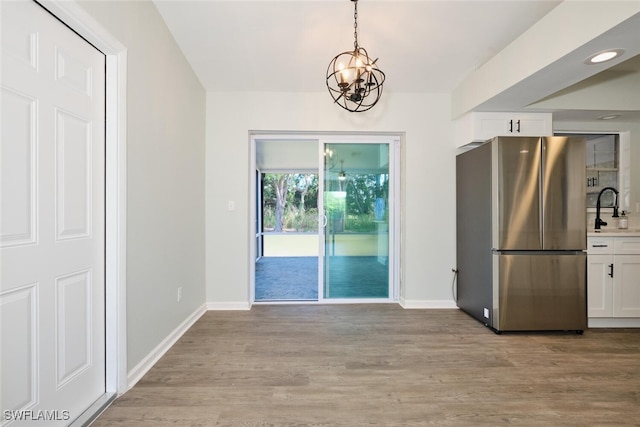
[587,238,614,254]
[614,238,640,255]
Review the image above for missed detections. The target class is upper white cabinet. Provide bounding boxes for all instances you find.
[455,112,552,148]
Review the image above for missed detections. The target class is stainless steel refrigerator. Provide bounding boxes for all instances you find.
[456,136,587,333]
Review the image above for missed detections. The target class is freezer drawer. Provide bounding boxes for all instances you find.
[493,252,587,331]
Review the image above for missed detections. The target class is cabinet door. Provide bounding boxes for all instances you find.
[475,113,552,140]
[519,116,553,136]
[613,255,640,317]
[454,112,552,147]
[587,254,614,317]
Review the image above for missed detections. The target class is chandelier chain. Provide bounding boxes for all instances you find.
[353,0,359,50]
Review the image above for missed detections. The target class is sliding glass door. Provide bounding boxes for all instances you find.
[251,134,397,303]
[322,142,391,300]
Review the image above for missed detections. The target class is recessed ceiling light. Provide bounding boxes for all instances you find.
[598,114,619,120]
[585,49,625,64]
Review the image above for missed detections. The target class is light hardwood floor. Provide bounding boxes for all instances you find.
[92,305,640,426]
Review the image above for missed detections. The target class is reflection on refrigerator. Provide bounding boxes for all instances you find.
[456,136,587,333]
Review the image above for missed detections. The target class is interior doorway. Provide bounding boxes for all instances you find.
[250,133,400,304]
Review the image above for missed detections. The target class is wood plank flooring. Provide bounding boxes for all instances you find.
[92,305,640,426]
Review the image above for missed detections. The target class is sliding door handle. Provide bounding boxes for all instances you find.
[321,214,328,228]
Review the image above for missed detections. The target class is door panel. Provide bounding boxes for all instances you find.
[322,143,390,299]
[1,0,106,423]
[0,88,36,247]
[541,137,586,250]
[496,137,542,250]
[55,270,92,387]
[56,110,93,239]
[0,284,37,414]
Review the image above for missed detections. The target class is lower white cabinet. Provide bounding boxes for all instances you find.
[587,236,640,318]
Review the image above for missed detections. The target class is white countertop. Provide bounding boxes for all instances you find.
[587,229,640,237]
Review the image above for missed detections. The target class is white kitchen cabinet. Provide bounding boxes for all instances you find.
[587,236,640,319]
[587,253,614,317]
[454,112,553,148]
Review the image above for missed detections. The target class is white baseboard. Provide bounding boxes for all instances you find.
[127,303,206,389]
[399,299,458,309]
[206,301,251,310]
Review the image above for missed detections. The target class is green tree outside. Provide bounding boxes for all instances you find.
[262,172,388,233]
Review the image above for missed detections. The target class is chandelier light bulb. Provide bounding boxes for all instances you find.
[338,63,348,84]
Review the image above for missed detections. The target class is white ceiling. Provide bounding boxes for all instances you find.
[154,0,640,121]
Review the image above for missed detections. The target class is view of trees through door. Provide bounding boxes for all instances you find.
[263,173,387,234]
[263,174,319,233]
[255,173,320,301]
[256,169,391,300]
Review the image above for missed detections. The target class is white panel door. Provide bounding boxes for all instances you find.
[1,0,106,425]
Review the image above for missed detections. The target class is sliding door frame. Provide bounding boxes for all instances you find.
[317,135,400,303]
[249,132,401,305]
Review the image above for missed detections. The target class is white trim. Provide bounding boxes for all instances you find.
[318,135,400,303]
[399,299,458,309]
[104,45,128,398]
[317,139,325,301]
[38,0,129,396]
[619,131,631,212]
[127,304,207,389]
[391,137,401,302]
[207,301,252,310]
[588,318,640,328]
[249,132,402,305]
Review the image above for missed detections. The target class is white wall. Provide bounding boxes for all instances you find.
[77,1,206,370]
[206,92,457,308]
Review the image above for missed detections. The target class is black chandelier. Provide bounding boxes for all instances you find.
[326,0,385,112]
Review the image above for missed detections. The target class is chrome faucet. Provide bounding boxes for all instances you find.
[595,186,619,230]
